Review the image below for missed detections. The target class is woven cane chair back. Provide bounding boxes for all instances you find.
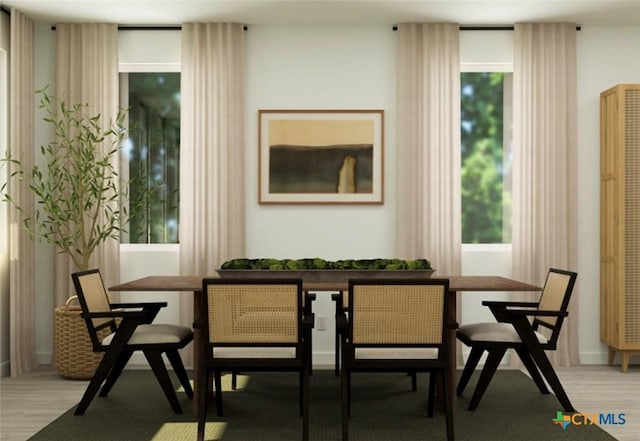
[350,283,445,346]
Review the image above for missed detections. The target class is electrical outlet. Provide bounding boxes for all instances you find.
[316,315,327,331]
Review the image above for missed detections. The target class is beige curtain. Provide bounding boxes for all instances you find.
[512,23,578,366]
[8,9,36,376]
[395,23,461,275]
[179,23,246,362]
[54,24,120,306]
[395,23,462,365]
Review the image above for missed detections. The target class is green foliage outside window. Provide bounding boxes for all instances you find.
[461,72,512,243]
[124,73,180,244]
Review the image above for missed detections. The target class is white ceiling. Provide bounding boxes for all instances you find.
[2,0,640,26]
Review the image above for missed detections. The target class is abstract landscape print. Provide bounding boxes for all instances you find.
[259,109,384,204]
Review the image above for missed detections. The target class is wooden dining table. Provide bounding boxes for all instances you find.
[110,273,540,415]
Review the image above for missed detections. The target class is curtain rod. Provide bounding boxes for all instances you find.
[47,24,582,32]
[51,24,248,31]
[392,25,581,31]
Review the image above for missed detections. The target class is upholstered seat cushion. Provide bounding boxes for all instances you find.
[102,324,192,346]
[213,347,296,358]
[457,322,548,344]
[355,347,439,359]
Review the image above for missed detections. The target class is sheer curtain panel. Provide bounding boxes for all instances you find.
[8,9,36,376]
[54,23,120,306]
[179,23,246,357]
[512,23,579,366]
[395,23,462,364]
[395,23,462,276]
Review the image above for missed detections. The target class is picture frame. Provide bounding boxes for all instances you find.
[258,109,384,204]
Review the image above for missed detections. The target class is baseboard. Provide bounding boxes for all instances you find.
[312,351,335,369]
[580,350,640,366]
[37,351,53,366]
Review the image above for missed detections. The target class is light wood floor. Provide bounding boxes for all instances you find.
[0,364,638,441]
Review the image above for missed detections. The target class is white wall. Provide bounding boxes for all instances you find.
[6,23,639,371]
[576,25,640,364]
[246,25,397,260]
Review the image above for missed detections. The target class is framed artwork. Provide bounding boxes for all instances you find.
[258,109,384,204]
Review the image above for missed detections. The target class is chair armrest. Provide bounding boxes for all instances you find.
[331,292,346,314]
[445,320,459,330]
[110,301,168,309]
[303,292,316,315]
[302,313,315,329]
[110,301,166,322]
[485,301,539,322]
[490,307,568,325]
[499,309,568,317]
[335,312,348,332]
[482,300,539,308]
[81,309,151,320]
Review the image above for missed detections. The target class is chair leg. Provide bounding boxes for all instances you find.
[143,350,183,414]
[467,348,506,411]
[214,371,224,417]
[74,348,120,415]
[457,346,483,396]
[410,371,417,392]
[527,346,575,412]
[340,367,349,441]
[231,371,238,390]
[427,372,436,417]
[347,372,352,417]
[335,328,341,376]
[514,347,549,394]
[99,349,134,397]
[75,323,138,416]
[166,349,194,398]
[302,367,310,441]
[299,370,304,417]
[306,330,313,377]
[442,368,455,441]
[197,365,209,441]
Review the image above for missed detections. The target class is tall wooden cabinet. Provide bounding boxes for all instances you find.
[600,84,640,372]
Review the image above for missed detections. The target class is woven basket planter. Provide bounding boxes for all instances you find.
[54,297,107,380]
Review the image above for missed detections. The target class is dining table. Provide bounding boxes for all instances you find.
[109,273,541,416]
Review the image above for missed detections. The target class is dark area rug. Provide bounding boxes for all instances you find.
[29,369,616,441]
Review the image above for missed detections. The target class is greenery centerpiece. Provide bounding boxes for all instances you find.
[219,258,434,284]
[2,88,133,379]
[221,257,432,271]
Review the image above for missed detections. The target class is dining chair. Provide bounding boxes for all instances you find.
[339,278,455,441]
[196,278,314,441]
[71,269,194,415]
[456,268,578,412]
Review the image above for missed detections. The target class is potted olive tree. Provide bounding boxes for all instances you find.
[2,88,133,378]
[3,89,129,269]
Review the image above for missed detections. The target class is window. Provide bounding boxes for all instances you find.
[120,72,180,244]
[461,71,512,244]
